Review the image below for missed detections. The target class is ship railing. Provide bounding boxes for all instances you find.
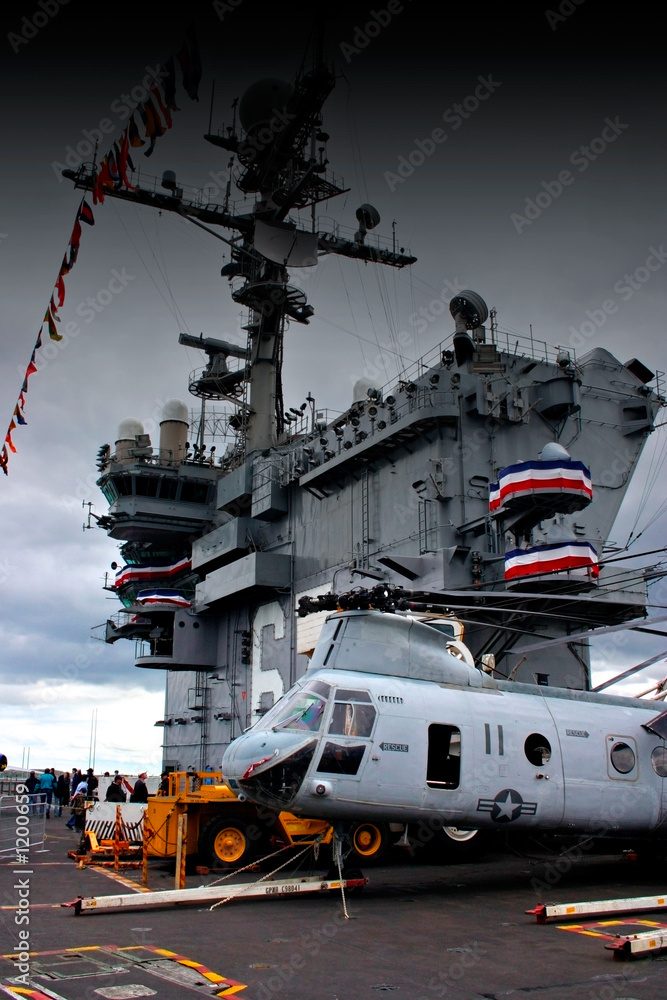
[386,329,581,395]
[316,215,413,256]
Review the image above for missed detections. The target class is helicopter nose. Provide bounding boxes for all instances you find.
[222,729,309,785]
[222,730,318,809]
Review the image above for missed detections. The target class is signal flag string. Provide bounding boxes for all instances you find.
[0,21,202,478]
[0,198,95,477]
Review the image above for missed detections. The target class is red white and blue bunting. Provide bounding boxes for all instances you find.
[504,541,599,582]
[135,590,192,608]
[114,557,192,589]
[490,460,592,514]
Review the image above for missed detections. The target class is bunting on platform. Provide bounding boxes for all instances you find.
[135,589,192,608]
[504,541,599,582]
[489,460,593,514]
[114,557,192,589]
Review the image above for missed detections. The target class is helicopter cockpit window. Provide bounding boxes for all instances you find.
[267,680,331,733]
[329,689,376,738]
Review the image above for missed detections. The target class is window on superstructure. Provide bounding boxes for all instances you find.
[180,481,211,504]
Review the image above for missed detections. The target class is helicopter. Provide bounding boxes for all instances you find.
[222,603,667,855]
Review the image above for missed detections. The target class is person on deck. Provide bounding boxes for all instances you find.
[130,772,149,803]
[105,775,127,802]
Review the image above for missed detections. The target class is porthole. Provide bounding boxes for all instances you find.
[651,746,667,777]
[524,733,551,766]
[610,741,635,774]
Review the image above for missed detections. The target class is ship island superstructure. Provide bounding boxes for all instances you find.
[66,35,664,771]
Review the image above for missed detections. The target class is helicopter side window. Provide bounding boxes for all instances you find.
[426,724,461,789]
[329,690,375,738]
[317,742,366,775]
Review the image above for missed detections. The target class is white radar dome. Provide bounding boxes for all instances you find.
[540,442,571,461]
[161,399,189,423]
[116,418,144,440]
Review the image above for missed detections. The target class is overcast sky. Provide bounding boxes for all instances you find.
[1,2,666,773]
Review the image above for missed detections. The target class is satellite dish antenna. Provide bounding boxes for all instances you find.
[449,290,489,330]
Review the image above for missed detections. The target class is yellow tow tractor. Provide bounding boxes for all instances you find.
[145,770,334,868]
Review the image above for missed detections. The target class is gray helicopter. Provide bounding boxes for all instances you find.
[222,606,667,851]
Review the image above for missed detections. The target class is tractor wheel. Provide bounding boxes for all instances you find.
[348,821,390,864]
[198,815,259,868]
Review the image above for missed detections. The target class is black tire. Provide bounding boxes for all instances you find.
[197,815,261,868]
[347,821,390,864]
[433,825,487,862]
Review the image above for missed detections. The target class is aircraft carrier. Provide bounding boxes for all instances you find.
[61,15,664,778]
[2,11,667,1000]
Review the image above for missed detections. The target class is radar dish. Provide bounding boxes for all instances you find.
[254,220,319,267]
[449,290,489,328]
[355,204,381,230]
[239,79,293,132]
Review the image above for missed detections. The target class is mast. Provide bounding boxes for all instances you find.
[63,19,416,458]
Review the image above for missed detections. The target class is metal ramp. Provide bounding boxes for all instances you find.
[63,873,367,914]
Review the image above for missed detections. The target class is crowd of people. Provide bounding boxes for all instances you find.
[23,767,151,831]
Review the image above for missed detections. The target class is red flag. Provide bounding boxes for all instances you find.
[117,128,136,191]
[93,157,114,205]
[70,218,82,251]
[55,270,66,307]
[0,447,8,474]
[5,424,17,453]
